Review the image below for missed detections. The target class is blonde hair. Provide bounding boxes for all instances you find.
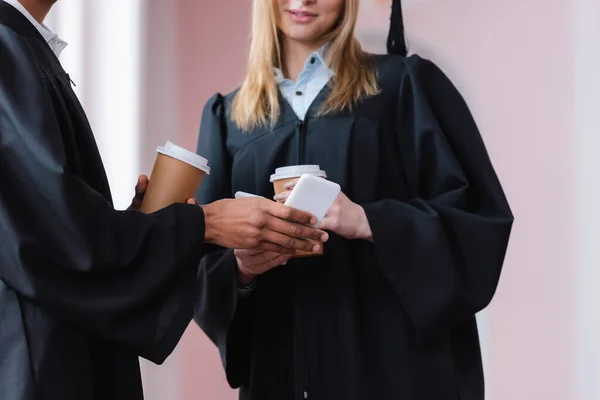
[231,0,379,131]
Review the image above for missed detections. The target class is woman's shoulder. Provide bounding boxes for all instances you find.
[370,53,427,81]
[200,87,241,120]
[203,88,238,109]
[369,53,450,94]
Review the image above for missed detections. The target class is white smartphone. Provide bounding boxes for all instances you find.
[284,174,340,226]
[235,191,265,199]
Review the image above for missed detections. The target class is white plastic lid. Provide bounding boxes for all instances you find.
[156,141,210,174]
[270,165,326,182]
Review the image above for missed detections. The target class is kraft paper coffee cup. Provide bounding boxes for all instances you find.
[270,165,327,257]
[139,141,210,214]
[270,165,327,196]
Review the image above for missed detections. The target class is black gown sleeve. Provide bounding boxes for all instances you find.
[193,94,254,388]
[362,55,514,342]
[0,29,206,363]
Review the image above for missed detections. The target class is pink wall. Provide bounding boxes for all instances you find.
[172,1,575,399]
[175,0,251,152]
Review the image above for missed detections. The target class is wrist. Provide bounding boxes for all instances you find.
[236,259,257,286]
[356,205,373,242]
[200,204,217,244]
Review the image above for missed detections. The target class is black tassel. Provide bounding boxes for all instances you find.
[386,0,407,56]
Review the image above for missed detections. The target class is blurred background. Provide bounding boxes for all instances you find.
[44,0,599,399]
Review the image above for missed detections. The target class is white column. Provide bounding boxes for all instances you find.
[47,0,142,209]
[572,0,600,399]
[76,0,142,210]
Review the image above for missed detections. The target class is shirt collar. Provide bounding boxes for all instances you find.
[275,43,333,84]
[3,0,68,57]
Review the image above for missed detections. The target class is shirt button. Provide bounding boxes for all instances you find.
[310,57,315,64]
[295,91,303,96]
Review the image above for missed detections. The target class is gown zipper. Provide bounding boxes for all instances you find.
[297,117,309,399]
[298,120,307,165]
[303,364,309,399]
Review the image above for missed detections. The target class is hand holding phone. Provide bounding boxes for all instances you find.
[284,174,341,227]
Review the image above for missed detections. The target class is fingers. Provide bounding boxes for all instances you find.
[135,175,149,196]
[265,216,328,242]
[268,253,293,268]
[235,251,292,279]
[317,216,333,231]
[235,249,266,257]
[251,252,292,271]
[261,200,317,226]
[187,198,198,205]
[250,251,291,265]
[273,190,291,203]
[260,230,320,253]
[139,174,149,184]
[258,242,296,254]
[283,178,299,190]
[273,179,298,202]
[130,196,142,209]
[317,200,342,231]
[127,175,150,210]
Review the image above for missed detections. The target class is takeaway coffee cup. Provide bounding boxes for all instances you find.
[270,165,327,257]
[139,141,210,214]
[270,165,327,196]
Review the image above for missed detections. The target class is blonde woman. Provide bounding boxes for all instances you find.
[194,0,513,399]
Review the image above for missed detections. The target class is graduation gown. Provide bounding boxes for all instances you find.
[194,54,513,400]
[0,3,206,399]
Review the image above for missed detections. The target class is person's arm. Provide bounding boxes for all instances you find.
[0,27,206,363]
[360,56,514,342]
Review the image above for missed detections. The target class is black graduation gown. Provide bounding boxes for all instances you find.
[194,54,513,400]
[0,4,206,399]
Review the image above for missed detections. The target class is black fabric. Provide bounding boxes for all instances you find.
[387,0,407,56]
[0,3,206,399]
[193,53,513,400]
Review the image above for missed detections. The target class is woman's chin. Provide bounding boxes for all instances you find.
[283,29,323,45]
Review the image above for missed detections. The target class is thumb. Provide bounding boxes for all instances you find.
[135,175,149,196]
[273,190,292,203]
[187,198,198,205]
[316,216,332,231]
[138,174,149,184]
[283,178,300,190]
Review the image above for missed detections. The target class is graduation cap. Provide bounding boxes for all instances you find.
[386,0,407,56]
